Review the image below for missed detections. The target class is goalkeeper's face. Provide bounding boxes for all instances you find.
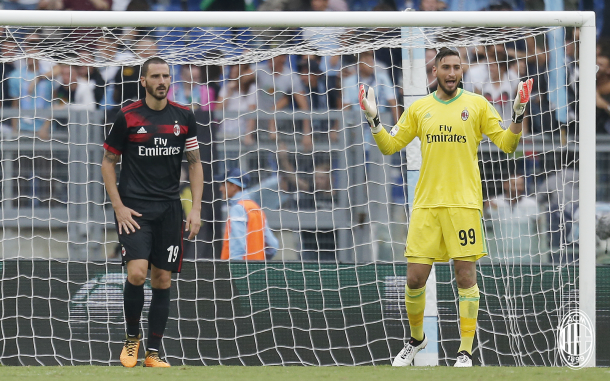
[433,55,462,97]
[142,63,171,101]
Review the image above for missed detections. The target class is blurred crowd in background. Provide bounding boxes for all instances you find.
[0,0,607,263]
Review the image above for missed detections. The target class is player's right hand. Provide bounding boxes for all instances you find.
[359,84,382,133]
[115,205,141,235]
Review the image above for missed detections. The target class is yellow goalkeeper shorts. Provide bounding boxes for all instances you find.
[404,207,487,265]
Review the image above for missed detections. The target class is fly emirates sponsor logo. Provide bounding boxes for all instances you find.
[426,125,467,144]
[138,138,182,156]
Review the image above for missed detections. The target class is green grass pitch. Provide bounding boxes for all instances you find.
[0,366,608,381]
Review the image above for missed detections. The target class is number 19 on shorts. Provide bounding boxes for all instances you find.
[459,229,476,246]
[167,245,179,262]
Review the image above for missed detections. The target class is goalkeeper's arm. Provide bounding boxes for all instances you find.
[509,78,534,134]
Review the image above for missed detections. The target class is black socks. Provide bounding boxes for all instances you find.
[124,280,145,337]
[147,287,171,351]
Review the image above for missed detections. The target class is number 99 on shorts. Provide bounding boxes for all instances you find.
[405,208,487,262]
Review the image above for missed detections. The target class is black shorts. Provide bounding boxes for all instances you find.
[116,197,184,273]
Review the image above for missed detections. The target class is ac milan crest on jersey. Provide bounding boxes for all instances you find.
[461,108,469,121]
[174,122,180,136]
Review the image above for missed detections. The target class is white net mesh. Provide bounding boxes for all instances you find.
[0,25,553,65]
[0,22,591,366]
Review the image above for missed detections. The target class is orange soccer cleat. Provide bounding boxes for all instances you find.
[120,334,141,368]
[143,350,171,368]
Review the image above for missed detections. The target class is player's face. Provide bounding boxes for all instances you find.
[433,55,462,97]
[142,63,171,101]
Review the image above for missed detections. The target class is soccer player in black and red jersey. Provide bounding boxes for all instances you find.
[101,56,203,368]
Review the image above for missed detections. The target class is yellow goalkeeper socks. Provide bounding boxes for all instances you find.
[458,284,480,354]
[405,285,426,341]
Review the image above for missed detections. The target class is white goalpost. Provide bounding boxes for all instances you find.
[0,10,597,367]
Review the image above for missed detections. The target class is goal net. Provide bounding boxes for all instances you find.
[0,11,598,367]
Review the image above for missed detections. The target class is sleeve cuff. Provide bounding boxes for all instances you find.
[103,143,122,155]
[370,124,383,134]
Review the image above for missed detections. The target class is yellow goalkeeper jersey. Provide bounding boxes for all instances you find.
[373,88,521,211]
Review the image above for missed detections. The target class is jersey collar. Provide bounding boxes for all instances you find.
[433,88,463,105]
[142,97,169,112]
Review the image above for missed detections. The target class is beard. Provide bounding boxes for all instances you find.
[436,78,460,98]
[146,83,167,101]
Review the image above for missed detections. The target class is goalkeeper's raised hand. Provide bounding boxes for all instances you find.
[359,84,382,133]
[512,78,534,123]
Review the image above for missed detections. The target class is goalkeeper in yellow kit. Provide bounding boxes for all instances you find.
[359,48,533,367]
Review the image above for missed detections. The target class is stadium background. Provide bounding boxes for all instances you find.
[0,0,608,369]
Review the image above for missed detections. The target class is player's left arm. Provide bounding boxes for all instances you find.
[184,111,203,239]
[185,148,203,240]
[483,79,533,154]
[509,78,534,135]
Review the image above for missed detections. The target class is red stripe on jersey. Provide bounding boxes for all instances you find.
[103,142,122,155]
[168,100,191,111]
[124,110,152,128]
[121,100,143,113]
[157,124,188,135]
[128,133,152,142]
[178,220,185,272]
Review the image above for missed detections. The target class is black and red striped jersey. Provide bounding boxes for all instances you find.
[104,99,198,201]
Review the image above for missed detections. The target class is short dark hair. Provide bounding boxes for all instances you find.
[434,48,460,66]
[141,57,168,77]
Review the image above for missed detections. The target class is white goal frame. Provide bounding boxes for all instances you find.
[0,10,596,367]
